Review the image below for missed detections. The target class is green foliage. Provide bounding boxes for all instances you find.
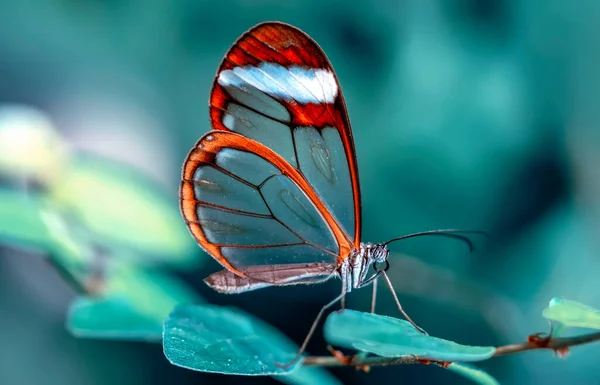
[163,304,341,384]
[447,363,500,385]
[67,266,202,341]
[67,296,164,342]
[543,297,600,331]
[48,155,199,268]
[41,209,97,288]
[0,124,205,340]
[324,310,495,362]
[163,304,301,375]
[0,188,53,249]
[0,180,203,342]
[0,112,201,269]
[99,265,203,319]
[276,366,342,385]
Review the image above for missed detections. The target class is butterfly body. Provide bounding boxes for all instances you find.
[204,242,389,294]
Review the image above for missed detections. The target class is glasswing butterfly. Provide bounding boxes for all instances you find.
[180,21,482,366]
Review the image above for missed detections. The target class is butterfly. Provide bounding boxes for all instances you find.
[180,21,481,366]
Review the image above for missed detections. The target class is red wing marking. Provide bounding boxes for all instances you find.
[208,22,362,247]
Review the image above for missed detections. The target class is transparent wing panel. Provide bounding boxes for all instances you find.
[294,126,355,240]
[221,245,335,266]
[260,174,338,254]
[182,134,340,281]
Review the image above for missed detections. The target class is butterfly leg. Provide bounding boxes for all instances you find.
[276,290,346,368]
[370,278,378,314]
[340,261,352,310]
[332,278,378,368]
[381,270,427,334]
[325,277,378,367]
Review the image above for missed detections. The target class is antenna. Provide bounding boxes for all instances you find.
[383,229,488,252]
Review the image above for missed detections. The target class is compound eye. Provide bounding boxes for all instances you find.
[372,245,388,262]
[374,260,390,272]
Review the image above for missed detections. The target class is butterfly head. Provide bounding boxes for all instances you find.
[367,243,389,264]
[356,242,389,266]
[351,242,390,288]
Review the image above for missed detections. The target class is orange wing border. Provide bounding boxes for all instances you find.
[180,131,354,276]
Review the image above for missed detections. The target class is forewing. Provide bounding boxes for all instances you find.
[180,131,352,279]
[209,22,361,247]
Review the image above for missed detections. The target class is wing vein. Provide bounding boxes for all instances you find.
[257,187,339,258]
[184,163,258,189]
[193,201,273,218]
[211,101,290,127]
[214,242,304,249]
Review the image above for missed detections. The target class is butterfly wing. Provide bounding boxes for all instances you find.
[180,131,351,279]
[205,262,338,294]
[209,21,361,247]
[180,22,361,283]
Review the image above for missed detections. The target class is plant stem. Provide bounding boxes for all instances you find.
[302,330,600,368]
[493,330,600,356]
[303,355,420,367]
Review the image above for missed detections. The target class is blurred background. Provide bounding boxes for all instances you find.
[1,0,599,384]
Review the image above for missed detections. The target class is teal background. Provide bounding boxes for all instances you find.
[2,0,600,384]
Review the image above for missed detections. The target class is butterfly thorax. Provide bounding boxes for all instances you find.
[341,242,389,293]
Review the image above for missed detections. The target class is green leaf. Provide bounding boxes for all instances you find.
[446,362,499,385]
[67,296,163,342]
[542,297,600,330]
[41,209,101,291]
[67,266,202,340]
[0,107,200,269]
[0,105,70,250]
[48,154,199,268]
[0,189,53,249]
[163,304,301,375]
[276,366,342,385]
[103,265,203,319]
[324,310,495,362]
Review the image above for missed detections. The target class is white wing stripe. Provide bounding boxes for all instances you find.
[218,63,338,104]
